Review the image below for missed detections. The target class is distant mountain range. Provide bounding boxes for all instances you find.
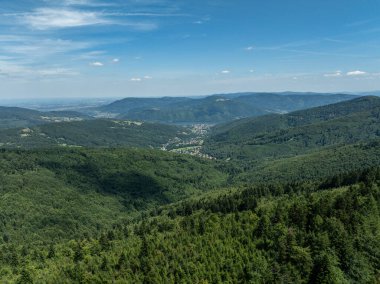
[203,96,380,162]
[91,92,358,124]
[0,92,366,126]
[0,107,89,129]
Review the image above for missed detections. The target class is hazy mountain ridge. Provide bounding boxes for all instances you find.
[0,106,90,129]
[93,92,358,124]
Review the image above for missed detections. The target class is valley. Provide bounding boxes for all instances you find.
[0,93,379,283]
[1,1,379,282]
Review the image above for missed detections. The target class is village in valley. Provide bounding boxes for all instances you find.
[161,124,216,160]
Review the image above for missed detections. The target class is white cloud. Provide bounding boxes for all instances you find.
[90,61,104,67]
[112,58,120,63]
[22,8,110,30]
[221,70,231,74]
[0,38,91,58]
[249,69,254,73]
[144,75,152,79]
[130,77,142,81]
[346,70,367,76]
[10,5,159,31]
[193,16,210,25]
[61,0,111,6]
[245,46,254,51]
[38,68,79,76]
[0,61,29,76]
[79,50,106,60]
[324,71,342,77]
[0,60,78,78]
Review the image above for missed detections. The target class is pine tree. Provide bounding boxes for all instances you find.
[73,242,84,263]
[47,244,55,259]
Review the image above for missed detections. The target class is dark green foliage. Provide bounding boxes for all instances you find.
[234,141,380,184]
[204,96,380,160]
[0,95,378,283]
[0,148,227,244]
[16,269,33,284]
[0,119,188,149]
[1,170,378,283]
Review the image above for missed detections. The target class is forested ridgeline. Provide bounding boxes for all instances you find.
[97,93,356,124]
[0,96,379,283]
[231,140,380,184]
[1,168,379,283]
[204,96,380,161]
[0,141,379,248]
[0,148,228,245]
[0,119,187,149]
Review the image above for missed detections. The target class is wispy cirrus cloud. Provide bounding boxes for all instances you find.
[0,37,92,57]
[130,75,153,82]
[44,0,116,7]
[0,60,78,78]
[323,70,371,78]
[11,7,160,31]
[21,8,110,30]
[324,71,342,77]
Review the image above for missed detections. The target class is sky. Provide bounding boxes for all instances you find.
[0,0,380,98]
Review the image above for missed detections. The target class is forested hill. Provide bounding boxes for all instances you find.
[0,119,188,149]
[93,92,357,124]
[210,96,380,140]
[204,96,380,160]
[2,167,379,283]
[120,95,268,124]
[98,97,192,113]
[0,95,378,283]
[0,148,228,245]
[0,106,89,129]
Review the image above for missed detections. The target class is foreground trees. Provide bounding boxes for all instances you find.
[0,168,378,283]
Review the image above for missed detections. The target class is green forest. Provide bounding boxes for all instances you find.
[1,167,379,283]
[0,96,379,283]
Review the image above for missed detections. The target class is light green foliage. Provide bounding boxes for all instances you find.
[1,170,379,283]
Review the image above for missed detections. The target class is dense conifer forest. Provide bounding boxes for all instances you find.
[1,0,379,281]
[0,167,379,283]
[0,96,379,283]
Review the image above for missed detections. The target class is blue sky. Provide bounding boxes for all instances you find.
[0,0,379,98]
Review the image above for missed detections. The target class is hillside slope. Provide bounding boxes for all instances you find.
[3,169,379,283]
[0,119,188,149]
[0,106,89,129]
[204,96,380,160]
[0,148,228,244]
